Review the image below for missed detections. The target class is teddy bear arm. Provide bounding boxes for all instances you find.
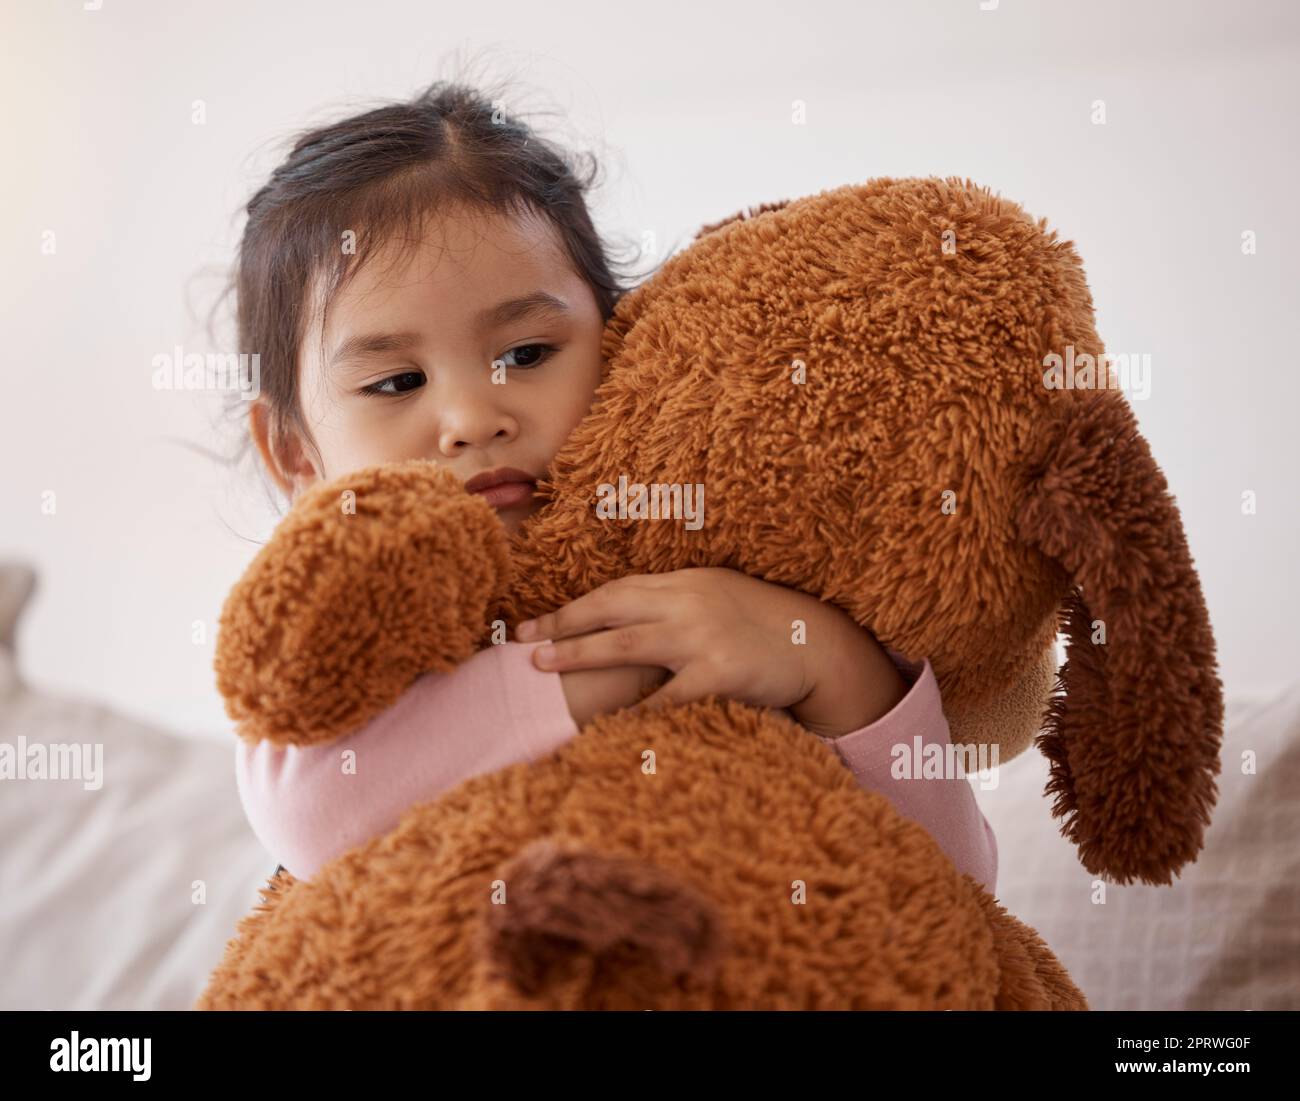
[214,460,512,748]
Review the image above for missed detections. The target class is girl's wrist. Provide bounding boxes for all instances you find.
[790,624,907,738]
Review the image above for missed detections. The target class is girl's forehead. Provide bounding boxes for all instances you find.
[342,206,567,299]
[305,207,565,323]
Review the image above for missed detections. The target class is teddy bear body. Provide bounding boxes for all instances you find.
[200,697,1084,1009]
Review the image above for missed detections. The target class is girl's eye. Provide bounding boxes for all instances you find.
[497,343,557,370]
[358,345,557,398]
[360,370,425,397]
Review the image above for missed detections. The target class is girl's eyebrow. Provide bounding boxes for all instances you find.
[328,331,423,372]
[328,292,572,372]
[475,290,572,332]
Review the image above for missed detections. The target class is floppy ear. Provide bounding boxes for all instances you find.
[1017,390,1224,886]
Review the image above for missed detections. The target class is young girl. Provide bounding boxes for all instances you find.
[229,79,997,895]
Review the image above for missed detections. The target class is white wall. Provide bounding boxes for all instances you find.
[2,0,1296,739]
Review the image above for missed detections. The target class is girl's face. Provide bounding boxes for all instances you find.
[251,204,606,537]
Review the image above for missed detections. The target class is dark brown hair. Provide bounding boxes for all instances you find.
[221,75,643,505]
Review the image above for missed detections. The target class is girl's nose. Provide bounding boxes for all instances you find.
[436,386,519,455]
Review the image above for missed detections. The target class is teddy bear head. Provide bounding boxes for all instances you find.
[215,178,1223,889]
[499,177,1223,886]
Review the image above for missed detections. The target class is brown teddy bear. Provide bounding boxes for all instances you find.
[198,177,1222,1010]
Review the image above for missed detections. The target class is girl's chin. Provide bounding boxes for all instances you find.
[499,502,540,536]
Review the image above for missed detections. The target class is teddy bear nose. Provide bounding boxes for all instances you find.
[482,838,726,1001]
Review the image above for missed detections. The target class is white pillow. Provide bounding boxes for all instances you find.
[980,679,1300,1010]
[0,564,272,1010]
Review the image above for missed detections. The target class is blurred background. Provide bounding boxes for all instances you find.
[3,0,1297,738]
[2,0,1297,1014]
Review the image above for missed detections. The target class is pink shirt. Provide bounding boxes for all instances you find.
[236,642,997,894]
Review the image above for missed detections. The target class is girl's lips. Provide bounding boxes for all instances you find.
[474,481,535,509]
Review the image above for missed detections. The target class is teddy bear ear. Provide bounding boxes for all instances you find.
[480,839,725,1003]
[692,198,794,241]
[1016,390,1224,886]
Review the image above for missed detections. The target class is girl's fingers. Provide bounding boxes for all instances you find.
[517,576,656,642]
[631,664,715,713]
[533,623,677,673]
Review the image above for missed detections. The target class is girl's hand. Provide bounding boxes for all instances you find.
[515,568,906,738]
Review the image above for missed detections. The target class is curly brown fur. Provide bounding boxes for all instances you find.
[204,177,1222,1009]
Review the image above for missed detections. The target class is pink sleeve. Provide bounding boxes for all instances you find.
[235,640,578,881]
[810,652,999,895]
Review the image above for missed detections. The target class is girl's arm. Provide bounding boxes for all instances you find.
[809,651,998,895]
[236,640,580,881]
